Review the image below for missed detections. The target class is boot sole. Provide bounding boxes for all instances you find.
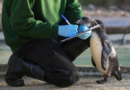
[5,54,25,87]
[6,79,24,87]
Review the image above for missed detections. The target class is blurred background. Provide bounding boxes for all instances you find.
[0,0,130,66]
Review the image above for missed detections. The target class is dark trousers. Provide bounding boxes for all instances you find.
[18,37,90,87]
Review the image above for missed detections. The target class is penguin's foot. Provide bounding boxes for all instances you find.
[96,79,107,84]
[96,75,109,84]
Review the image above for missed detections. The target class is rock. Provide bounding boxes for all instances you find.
[88,4,96,10]
[109,5,119,10]
[98,7,106,10]
[121,5,130,11]
[84,84,93,87]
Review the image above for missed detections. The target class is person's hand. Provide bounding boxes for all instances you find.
[78,25,92,40]
[58,25,78,37]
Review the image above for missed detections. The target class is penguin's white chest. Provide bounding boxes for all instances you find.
[90,32,107,74]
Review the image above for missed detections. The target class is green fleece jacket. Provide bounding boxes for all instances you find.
[2,0,83,53]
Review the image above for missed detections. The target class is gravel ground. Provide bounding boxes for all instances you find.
[0,74,130,90]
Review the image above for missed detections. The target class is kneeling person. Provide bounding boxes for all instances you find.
[2,0,91,87]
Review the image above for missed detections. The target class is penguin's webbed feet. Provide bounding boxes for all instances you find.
[96,75,109,84]
[96,79,107,84]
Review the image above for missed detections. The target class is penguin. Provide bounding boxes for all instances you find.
[77,17,122,84]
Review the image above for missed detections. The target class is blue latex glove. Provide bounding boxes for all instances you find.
[78,25,92,40]
[58,25,78,37]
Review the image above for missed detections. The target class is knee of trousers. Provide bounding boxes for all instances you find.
[56,70,80,87]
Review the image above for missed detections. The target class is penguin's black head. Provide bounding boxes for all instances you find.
[82,17,90,23]
[112,66,122,80]
[110,55,122,80]
[76,17,91,25]
[76,17,104,28]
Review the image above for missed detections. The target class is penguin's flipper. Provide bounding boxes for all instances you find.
[101,40,111,70]
[91,56,96,67]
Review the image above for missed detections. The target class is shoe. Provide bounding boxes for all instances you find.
[5,54,45,87]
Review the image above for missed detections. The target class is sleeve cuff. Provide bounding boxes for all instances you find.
[51,25,59,37]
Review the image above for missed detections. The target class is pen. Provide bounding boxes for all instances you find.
[61,15,71,25]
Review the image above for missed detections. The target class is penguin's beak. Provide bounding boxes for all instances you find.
[112,71,122,80]
[116,71,122,80]
[76,20,82,24]
[76,20,87,25]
